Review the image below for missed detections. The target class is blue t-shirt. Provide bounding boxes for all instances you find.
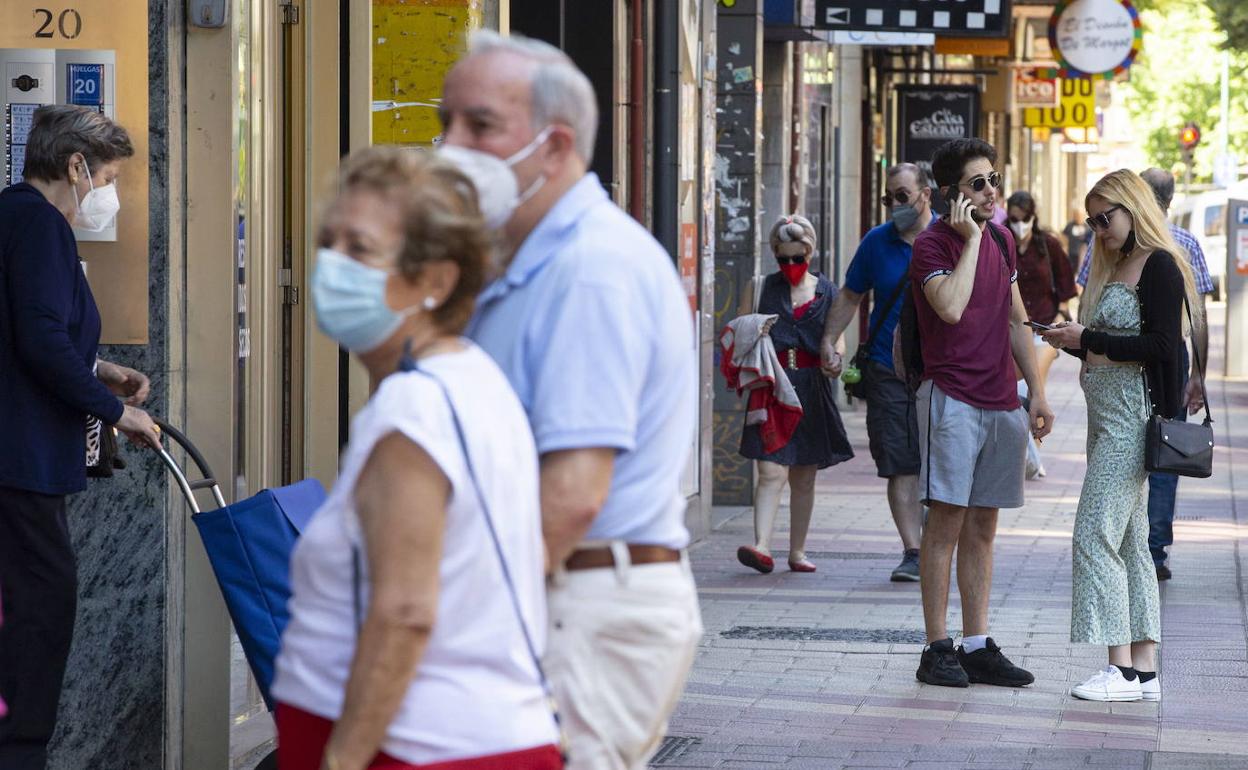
[843,217,933,371]
[467,173,695,550]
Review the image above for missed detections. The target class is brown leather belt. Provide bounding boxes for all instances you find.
[564,544,682,572]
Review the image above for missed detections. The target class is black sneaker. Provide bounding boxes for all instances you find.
[957,638,1034,687]
[916,638,969,687]
[891,549,920,582]
[1156,564,1172,581]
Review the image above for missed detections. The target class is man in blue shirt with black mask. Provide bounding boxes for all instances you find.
[821,162,936,583]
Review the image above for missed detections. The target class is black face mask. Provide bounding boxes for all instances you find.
[1120,229,1138,257]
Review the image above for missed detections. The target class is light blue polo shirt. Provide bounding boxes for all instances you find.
[466,173,695,550]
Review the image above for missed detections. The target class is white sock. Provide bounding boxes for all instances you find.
[962,634,989,653]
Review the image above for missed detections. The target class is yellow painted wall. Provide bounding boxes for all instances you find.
[372,0,484,146]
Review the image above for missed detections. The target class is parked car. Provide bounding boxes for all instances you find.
[1170,190,1227,300]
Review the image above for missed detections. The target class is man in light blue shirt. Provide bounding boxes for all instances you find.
[441,31,702,769]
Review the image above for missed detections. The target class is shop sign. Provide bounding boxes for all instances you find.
[1022,77,1095,129]
[813,0,1011,38]
[895,85,979,166]
[1042,0,1142,80]
[1013,68,1059,107]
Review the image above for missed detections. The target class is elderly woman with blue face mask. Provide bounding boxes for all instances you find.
[0,105,160,769]
[271,146,561,770]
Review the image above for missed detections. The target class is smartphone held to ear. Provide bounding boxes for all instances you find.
[944,188,990,223]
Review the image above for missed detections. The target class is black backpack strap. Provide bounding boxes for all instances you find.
[984,221,1014,273]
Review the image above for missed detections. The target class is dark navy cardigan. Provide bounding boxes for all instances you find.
[0,183,124,495]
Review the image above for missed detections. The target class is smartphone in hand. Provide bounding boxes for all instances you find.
[944,188,990,223]
[1024,320,1053,332]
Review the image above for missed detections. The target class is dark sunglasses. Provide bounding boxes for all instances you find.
[959,172,1002,193]
[775,255,807,265]
[1085,205,1124,231]
[881,189,917,206]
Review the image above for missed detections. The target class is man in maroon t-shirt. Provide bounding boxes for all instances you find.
[910,138,1056,690]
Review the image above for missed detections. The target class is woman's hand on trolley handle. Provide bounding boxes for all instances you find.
[116,404,162,449]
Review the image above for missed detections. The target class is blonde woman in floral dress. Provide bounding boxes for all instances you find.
[1043,169,1201,703]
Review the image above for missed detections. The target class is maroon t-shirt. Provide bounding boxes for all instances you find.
[910,219,1020,411]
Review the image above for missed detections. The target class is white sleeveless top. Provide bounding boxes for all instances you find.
[272,343,556,763]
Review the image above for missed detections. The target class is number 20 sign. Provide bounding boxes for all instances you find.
[1023,77,1095,129]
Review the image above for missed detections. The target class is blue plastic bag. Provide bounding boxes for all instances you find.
[191,478,325,709]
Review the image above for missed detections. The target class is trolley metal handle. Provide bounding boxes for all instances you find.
[152,417,227,513]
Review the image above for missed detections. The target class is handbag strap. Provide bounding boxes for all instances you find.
[398,354,568,756]
[855,270,910,363]
[1183,295,1213,425]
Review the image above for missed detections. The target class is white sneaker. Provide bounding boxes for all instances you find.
[1071,666,1143,702]
[1140,676,1160,702]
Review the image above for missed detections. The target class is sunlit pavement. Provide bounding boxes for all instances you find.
[658,306,1248,769]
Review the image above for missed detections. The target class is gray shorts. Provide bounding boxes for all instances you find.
[916,380,1027,509]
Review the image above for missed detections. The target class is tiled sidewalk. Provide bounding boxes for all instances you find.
[659,312,1248,769]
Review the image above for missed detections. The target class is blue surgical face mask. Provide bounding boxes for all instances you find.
[311,247,416,353]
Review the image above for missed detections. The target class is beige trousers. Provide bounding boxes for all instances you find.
[545,547,703,770]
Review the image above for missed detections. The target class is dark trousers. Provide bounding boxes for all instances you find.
[0,487,77,770]
[1147,346,1190,567]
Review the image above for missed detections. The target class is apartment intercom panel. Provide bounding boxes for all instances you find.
[3,48,117,241]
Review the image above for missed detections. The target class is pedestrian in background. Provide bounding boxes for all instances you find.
[1063,206,1092,275]
[821,164,934,582]
[0,105,161,770]
[1006,191,1076,480]
[272,147,561,770]
[1043,169,1200,702]
[441,31,701,770]
[909,138,1053,690]
[733,214,853,575]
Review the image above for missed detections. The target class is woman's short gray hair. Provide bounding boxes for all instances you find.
[22,105,133,182]
[769,214,817,254]
[467,30,598,164]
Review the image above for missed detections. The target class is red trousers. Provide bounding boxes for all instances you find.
[275,704,563,770]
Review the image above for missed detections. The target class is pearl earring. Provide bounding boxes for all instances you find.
[422,296,437,311]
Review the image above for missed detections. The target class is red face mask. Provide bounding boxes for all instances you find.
[779,260,809,286]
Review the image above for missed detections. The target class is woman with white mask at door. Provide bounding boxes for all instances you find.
[271,146,562,770]
[0,105,161,770]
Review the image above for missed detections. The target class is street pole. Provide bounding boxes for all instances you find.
[1222,49,1231,164]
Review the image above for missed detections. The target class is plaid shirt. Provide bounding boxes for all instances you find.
[1077,223,1214,294]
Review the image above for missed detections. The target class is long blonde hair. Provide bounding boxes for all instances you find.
[1080,169,1201,335]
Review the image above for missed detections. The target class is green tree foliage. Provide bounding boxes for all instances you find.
[1119,0,1248,181]
[1205,0,1248,51]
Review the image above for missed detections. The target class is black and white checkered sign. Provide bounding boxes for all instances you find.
[814,0,1011,37]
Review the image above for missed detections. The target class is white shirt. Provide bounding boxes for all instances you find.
[272,344,556,763]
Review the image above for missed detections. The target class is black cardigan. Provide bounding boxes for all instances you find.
[1070,251,1186,418]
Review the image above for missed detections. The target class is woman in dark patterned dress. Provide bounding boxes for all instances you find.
[737,215,853,574]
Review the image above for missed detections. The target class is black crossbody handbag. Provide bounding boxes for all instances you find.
[1144,297,1213,478]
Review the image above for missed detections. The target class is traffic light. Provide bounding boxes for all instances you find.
[1180,122,1202,151]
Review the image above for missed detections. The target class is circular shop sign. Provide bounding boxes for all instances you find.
[1047,0,1142,80]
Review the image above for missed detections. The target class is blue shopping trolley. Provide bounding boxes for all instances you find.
[153,418,326,769]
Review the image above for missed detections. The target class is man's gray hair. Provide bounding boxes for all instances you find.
[468,30,599,164]
[887,162,932,190]
[1140,167,1176,212]
[22,104,133,182]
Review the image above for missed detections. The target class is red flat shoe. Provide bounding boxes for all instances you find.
[788,557,816,573]
[737,545,775,574]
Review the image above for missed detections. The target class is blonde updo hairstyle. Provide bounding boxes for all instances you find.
[327,146,489,334]
[769,214,817,259]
